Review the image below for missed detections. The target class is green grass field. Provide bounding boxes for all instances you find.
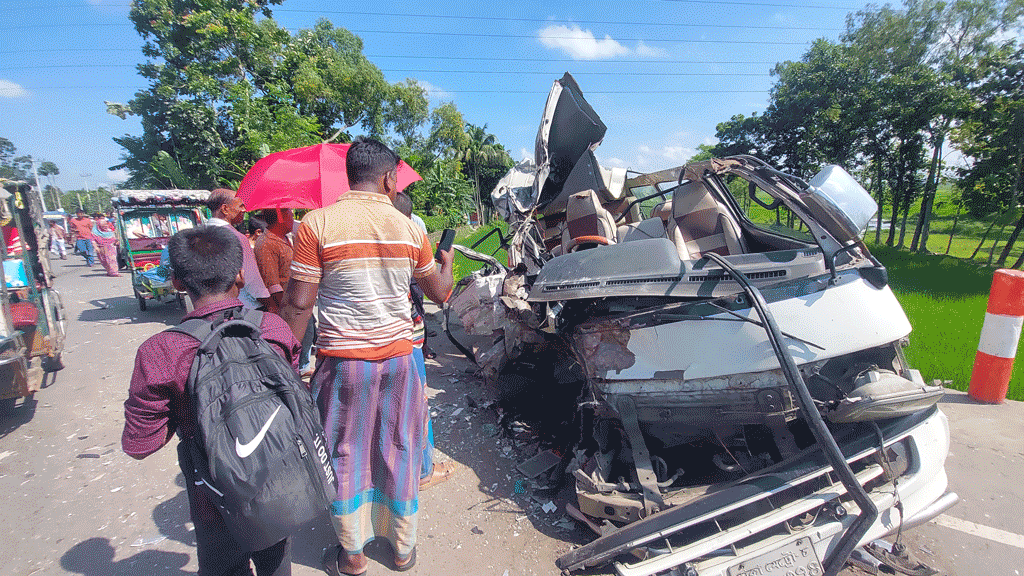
[451,218,1023,401]
[865,245,1022,400]
[451,221,508,280]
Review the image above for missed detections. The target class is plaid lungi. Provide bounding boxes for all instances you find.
[312,353,426,556]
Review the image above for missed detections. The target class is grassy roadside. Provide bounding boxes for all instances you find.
[865,245,1019,399]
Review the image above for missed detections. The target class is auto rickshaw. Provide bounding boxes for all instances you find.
[111,190,209,311]
[0,179,67,407]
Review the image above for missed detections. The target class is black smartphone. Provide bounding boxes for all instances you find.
[435,228,456,261]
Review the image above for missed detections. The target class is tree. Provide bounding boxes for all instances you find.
[763,40,864,177]
[58,187,114,214]
[911,0,1022,253]
[453,123,513,222]
[712,113,771,161]
[110,0,291,188]
[281,20,428,143]
[112,4,435,189]
[38,161,62,210]
[0,137,32,181]
[954,45,1024,267]
[406,161,474,228]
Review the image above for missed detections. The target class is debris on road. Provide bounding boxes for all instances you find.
[516,449,560,479]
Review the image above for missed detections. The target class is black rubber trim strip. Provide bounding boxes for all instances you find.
[703,251,877,576]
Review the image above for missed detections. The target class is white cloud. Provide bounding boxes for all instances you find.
[634,42,668,59]
[107,169,130,184]
[538,25,630,60]
[0,80,28,99]
[537,25,670,61]
[416,80,452,101]
[520,148,534,162]
[661,146,693,163]
[602,157,627,168]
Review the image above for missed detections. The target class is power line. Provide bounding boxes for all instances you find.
[657,0,854,7]
[5,0,861,10]
[0,26,813,45]
[0,65,771,76]
[18,85,770,94]
[0,23,826,44]
[0,48,783,64]
[277,9,845,31]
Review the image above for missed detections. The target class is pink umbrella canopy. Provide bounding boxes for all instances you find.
[236,142,422,209]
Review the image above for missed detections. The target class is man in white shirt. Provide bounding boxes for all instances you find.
[206,188,271,310]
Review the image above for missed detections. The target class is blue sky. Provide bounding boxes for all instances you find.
[0,0,875,192]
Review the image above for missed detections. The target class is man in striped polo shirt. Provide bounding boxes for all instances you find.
[280,138,454,576]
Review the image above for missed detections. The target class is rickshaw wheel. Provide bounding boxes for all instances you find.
[137,294,148,311]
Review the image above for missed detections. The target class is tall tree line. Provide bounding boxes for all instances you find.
[109,0,512,221]
[712,0,1023,259]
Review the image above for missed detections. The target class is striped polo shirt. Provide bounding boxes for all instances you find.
[291,190,436,360]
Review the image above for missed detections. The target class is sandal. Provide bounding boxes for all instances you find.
[394,547,416,572]
[419,460,457,490]
[321,545,367,576]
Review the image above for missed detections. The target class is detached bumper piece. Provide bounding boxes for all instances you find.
[556,409,943,576]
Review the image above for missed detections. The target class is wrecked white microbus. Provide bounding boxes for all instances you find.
[445,73,956,576]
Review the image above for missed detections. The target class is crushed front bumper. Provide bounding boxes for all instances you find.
[558,406,954,576]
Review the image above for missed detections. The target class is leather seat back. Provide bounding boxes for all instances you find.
[562,189,618,252]
[667,181,746,260]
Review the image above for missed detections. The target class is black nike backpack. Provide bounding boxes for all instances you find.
[170,306,337,552]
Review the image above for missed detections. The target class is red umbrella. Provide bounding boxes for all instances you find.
[236,142,422,209]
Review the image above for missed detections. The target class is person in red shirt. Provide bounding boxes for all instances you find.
[253,208,294,314]
[122,225,300,576]
[68,208,96,267]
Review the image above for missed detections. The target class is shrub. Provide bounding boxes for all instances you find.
[421,215,446,233]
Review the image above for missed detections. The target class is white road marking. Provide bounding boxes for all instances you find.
[932,514,1024,549]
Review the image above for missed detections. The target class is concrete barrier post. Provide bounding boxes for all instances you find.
[968,269,1024,403]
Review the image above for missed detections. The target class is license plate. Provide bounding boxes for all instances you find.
[728,538,823,576]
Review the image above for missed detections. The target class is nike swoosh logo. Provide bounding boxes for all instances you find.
[234,405,281,458]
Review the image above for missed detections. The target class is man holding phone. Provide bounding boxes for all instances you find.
[279,138,454,576]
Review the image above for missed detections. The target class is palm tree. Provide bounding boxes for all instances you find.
[454,123,509,224]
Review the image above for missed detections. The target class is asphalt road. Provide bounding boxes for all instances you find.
[0,256,1021,576]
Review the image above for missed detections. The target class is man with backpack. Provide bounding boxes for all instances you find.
[122,225,308,576]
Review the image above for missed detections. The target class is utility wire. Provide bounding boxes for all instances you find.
[0,65,771,76]
[18,85,770,94]
[0,49,783,64]
[2,0,862,11]
[0,22,819,45]
[276,9,846,31]
[0,26,812,44]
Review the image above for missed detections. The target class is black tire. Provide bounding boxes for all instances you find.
[41,353,64,373]
[0,396,17,414]
[137,294,147,311]
[176,293,186,309]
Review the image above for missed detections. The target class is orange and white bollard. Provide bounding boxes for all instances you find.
[968,269,1024,403]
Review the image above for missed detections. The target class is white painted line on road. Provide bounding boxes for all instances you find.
[932,514,1024,549]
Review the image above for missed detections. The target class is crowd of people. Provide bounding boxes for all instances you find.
[121,138,456,576]
[67,208,121,277]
